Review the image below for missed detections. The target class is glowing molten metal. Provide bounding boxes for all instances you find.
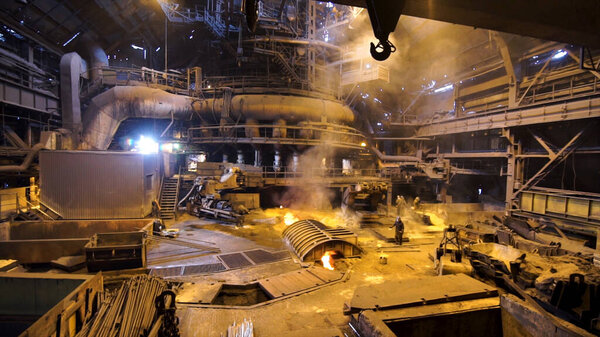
[321,251,336,270]
[284,212,299,226]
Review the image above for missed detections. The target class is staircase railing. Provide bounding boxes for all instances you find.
[19,197,54,220]
[174,166,183,219]
[158,175,165,206]
[38,201,63,220]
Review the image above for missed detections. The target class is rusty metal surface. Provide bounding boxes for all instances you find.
[243,249,287,265]
[150,266,184,278]
[9,219,151,240]
[347,274,498,314]
[183,263,226,275]
[218,252,253,269]
[39,151,159,219]
[282,219,360,261]
[259,266,344,298]
[0,238,89,263]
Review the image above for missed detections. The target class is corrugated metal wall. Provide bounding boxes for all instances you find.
[40,151,159,219]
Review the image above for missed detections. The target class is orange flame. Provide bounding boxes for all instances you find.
[321,251,336,270]
[284,212,299,226]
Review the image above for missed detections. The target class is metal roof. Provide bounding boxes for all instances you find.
[282,219,360,261]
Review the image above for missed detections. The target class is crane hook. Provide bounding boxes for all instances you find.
[370,40,396,61]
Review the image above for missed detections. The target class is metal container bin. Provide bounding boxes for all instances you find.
[84,231,146,272]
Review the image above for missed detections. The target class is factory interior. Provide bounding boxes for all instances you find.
[0,1,599,336]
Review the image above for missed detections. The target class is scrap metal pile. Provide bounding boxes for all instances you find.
[453,216,600,334]
[76,275,179,337]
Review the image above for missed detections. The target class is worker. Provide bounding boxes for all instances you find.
[389,216,405,245]
[395,195,406,215]
[413,196,421,210]
[152,219,164,234]
[152,199,161,218]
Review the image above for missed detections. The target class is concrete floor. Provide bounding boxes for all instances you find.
[148,207,451,337]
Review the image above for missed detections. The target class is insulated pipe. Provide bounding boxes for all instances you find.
[80,86,194,150]
[80,86,355,150]
[0,144,45,172]
[192,95,354,123]
[81,39,109,84]
[371,146,421,162]
[59,52,83,133]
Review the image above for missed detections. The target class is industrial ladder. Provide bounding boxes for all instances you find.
[159,177,179,220]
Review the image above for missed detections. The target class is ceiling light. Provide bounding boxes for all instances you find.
[552,49,567,59]
[62,32,81,47]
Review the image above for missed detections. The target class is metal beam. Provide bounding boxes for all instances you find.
[0,15,63,55]
[458,75,509,98]
[517,55,552,106]
[412,96,600,137]
[566,49,600,81]
[513,129,585,197]
[330,0,600,48]
[530,133,556,159]
[426,152,507,159]
[492,32,518,108]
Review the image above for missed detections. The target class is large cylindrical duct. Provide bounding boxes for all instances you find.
[229,95,354,123]
[272,119,287,138]
[79,86,195,150]
[59,52,83,135]
[192,95,354,123]
[86,43,108,84]
[80,86,355,150]
[245,118,260,138]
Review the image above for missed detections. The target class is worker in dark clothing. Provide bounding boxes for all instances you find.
[390,216,405,245]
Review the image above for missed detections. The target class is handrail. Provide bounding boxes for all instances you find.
[158,174,164,205]
[260,166,391,180]
[38,200,62,219]
[18,196,54,220]
[174,166,182,218]
[188,123,367,149]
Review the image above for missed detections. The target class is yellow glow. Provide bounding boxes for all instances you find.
[283,212,299,226]
[321,251,335,270]
[423,212,445,227]
[360,142,367,147]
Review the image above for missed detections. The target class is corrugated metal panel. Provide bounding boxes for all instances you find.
[40,151,159,219]
[282,219,360,261]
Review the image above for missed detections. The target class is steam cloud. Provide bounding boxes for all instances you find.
[278,143,337,210]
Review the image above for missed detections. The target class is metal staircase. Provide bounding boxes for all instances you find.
[159,177,179,220]
[254,47,304,84]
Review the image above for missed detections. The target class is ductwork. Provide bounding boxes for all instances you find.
[192,94,354,123]
[60,52,83,133]
[80,86,355,150]
[371,146,421,162]
[80,86,194,150]
[0,144,45,172]
[85,43,108,84]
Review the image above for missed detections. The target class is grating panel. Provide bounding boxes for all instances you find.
[242,249,275,264]
[218,252,254,269]
[272,251,291,261]
[243,249,291,264]
[183,263,227,275]
[150,266,183,278]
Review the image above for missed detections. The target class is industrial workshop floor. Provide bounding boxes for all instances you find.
[147,208,448,337]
